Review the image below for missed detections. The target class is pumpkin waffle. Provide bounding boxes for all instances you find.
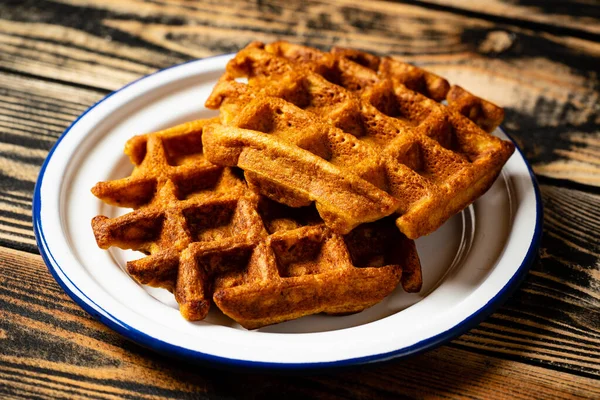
[91,119,421,329]
[266,41,505,133]
[203,42,515,239]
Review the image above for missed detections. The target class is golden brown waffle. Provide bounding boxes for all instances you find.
[268,41,505,132]
[203,42,515,239]
[91,119,421,329]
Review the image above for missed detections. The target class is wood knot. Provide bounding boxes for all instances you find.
[478,31,515,55]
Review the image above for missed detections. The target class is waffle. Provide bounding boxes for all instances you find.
[203,42,515,239]
[91,119,421,329]
[267,41,505,132]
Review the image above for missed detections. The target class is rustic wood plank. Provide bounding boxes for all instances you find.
[533,133,600,186]
[0,71,105,252]
[1,0,598,186]
[0,18,175,91]
[1,246,598,399]
[415,0,600,35]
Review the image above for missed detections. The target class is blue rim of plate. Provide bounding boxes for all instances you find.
[33,56,543,371]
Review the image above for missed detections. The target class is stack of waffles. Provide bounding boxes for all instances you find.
[91,42,514,329]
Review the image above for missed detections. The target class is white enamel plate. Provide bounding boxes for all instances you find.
[33,55,542,369]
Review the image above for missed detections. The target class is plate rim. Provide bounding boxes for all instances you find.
[32,56,543,370]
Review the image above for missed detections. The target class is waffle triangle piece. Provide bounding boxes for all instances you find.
[203,41,515,239]
[91,119,421,329]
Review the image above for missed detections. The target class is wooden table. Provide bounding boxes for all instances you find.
[1,1,599,398]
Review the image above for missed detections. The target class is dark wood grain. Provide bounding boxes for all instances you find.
[1,247,598,399]
[0,71,105,252]
[413,0,600,36]
[0,0,599,397]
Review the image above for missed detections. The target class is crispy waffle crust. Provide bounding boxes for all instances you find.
[203,41,515,238]
[91,120,421,329]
